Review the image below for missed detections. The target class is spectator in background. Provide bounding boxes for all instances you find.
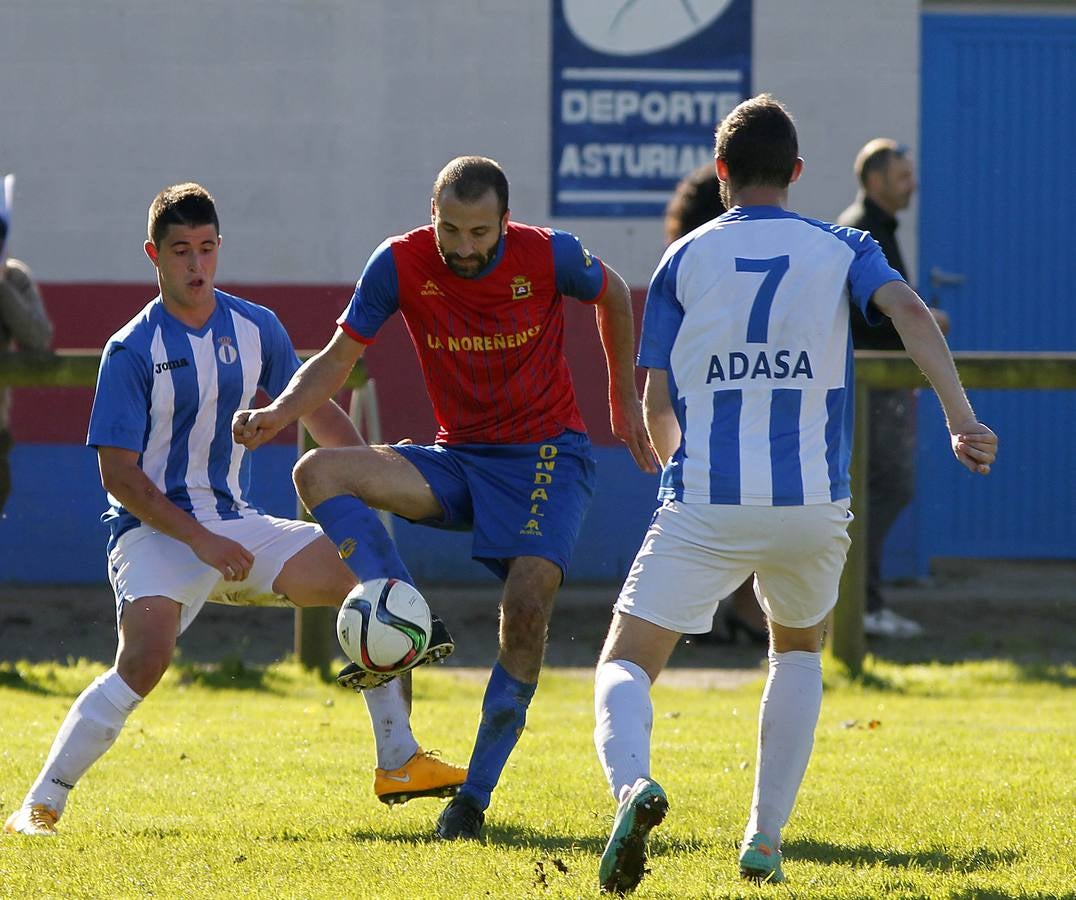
[664,164,767,646]
[837,139,950,639]
[0,179,55,514]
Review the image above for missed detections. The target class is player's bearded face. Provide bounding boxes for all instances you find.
[433,188,507,279]
[439,237,499,278]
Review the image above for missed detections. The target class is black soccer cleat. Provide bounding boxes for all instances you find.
[424,614,455,664]
[434,792,485,841]
[336,613,455,692]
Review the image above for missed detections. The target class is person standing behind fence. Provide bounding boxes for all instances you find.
[592,95,996,891]
[837,139,951,639]
[664,163,768,646]
[0,177,54,514]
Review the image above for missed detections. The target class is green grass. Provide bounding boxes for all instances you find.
[1,657,1073,899]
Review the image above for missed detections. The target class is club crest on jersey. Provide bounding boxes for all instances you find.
[216,335,238,365]
[581,247,594,268]
[420,279,444,296]
[510,275,532,300]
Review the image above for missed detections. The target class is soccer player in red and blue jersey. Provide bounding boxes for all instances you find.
[234,156,656,840]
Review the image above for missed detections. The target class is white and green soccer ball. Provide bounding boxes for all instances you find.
[336,578,431,674]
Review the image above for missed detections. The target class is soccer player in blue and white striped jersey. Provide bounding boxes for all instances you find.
[4,184,464,837]
[593,96,998,891]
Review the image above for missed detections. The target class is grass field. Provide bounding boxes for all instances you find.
[1,656,1073,899]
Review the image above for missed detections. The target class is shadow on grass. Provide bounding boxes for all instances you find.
[0,657,299,696]
[824,655,1076,693]
[170,655,286,693]
[0,664,54,694]
[785,837,1022,873]
[946,890,1062,900]
[342,822,706,859]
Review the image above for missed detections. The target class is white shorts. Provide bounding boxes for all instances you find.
[108,514,324,636]
[615,499,853,632]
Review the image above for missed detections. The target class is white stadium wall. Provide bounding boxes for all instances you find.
[0,0,922,583]
[1,0,920,288]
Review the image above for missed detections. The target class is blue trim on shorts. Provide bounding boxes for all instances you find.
[390,430,597,580]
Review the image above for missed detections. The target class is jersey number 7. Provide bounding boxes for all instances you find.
[736,255,790,343]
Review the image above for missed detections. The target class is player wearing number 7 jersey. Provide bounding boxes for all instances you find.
[592,95,997,892]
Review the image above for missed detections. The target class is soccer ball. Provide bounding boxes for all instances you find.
[336,578,432,673]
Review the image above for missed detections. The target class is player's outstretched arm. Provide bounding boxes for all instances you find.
[98,446,254,580]
[594,265,658,473]
[233,329,365,450]
[870,281,997,475]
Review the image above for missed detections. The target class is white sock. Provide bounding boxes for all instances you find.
[594,659,653,803]
[362,678,419,770]
[24,668,142,817]
[745,650,823,848]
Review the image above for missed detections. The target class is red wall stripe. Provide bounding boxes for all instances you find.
[10,283,646,447]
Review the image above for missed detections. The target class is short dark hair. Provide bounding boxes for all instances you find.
[854,138,909,187]
[432,156,509,217]
[664,163,727,244]
[148,183,219,247]
[714,93,798,191]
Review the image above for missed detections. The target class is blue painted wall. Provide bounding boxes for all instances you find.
[0,444,659,586]
[916,13,1076,569]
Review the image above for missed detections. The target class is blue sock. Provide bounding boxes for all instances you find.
[458,662,537,810]
[310,495,414,585]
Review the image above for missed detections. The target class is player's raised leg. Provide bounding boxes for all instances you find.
[593,612,680,893]
[292,445,455,680]
[5,596,178,836]
[272,531,465,804]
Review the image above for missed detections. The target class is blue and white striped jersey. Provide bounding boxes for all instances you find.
[87,289,301,541]
[638,205,902,506]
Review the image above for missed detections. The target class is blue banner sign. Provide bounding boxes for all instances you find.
[551,0,752,217]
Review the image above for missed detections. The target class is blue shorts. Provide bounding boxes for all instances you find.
[391,429,597,581]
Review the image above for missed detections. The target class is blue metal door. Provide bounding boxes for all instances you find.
[915,12,1076,566]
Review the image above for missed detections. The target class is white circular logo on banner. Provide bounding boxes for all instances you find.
[563,0,734,56]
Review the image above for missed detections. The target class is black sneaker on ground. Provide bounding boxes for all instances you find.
[336,614,456,692]
[434,793,485,841]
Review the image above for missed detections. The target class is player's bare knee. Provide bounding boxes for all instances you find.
[499,597,550,655]
[501,591,554,635]
[116,644,173,696]
[769,619,826,653]
[293,447,361,508]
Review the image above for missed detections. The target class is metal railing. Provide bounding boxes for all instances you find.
[833,352,1076,673]
[3,349,1075,675]
[0,348,365,677]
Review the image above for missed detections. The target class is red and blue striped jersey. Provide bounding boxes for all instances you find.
[338,222,608,445]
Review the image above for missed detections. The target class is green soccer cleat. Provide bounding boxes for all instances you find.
[739,831,785,883]
[598,778,668,894]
